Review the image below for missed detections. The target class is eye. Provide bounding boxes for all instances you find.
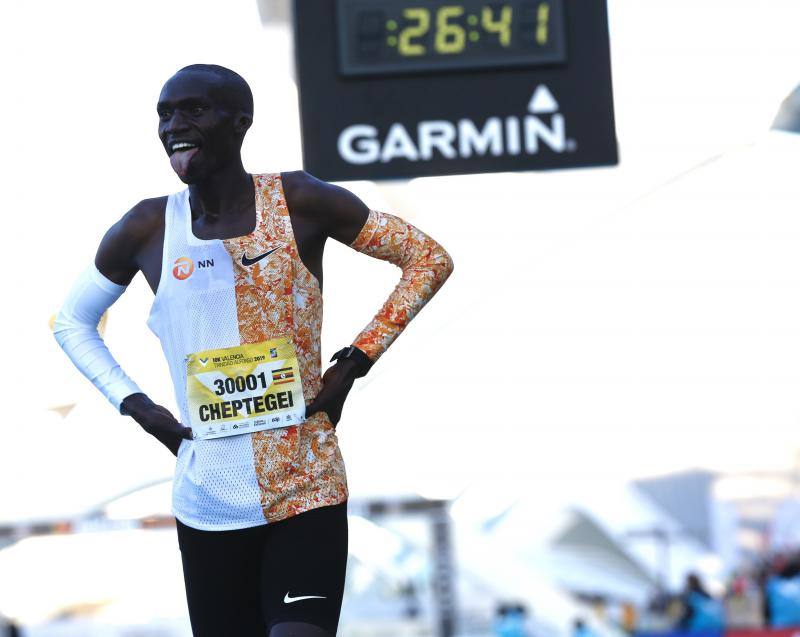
[190,105,206,116]
[158,110,172,122]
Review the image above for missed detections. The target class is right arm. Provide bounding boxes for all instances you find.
[52,199,192,455]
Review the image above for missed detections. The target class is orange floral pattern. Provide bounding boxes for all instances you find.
[222,173,347,523]
[350,210,454,360]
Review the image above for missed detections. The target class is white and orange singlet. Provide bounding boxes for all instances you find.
[148,173,452,530]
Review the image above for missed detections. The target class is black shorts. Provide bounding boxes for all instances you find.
[176,501,348,636]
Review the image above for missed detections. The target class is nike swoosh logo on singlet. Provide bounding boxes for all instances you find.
[284,592,327,604]
[241,245,283,267]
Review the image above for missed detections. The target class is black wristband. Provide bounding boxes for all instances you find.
[330,345,373,378]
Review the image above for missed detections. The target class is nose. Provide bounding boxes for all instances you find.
[165,110,190,134]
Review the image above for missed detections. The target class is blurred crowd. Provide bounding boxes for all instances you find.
[479,552,800,637]
[640,553,800,634]
[726,551,800,629]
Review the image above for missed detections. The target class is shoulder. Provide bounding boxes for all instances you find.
[95,196,169,283]
[104,196,168,245]
[280,169,323,203]
[280,170,369,242]
[120,196,168,236]
[100,196,167,253]
[281,170,366,218]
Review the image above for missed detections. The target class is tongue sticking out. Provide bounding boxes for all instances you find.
[170,147,200,177]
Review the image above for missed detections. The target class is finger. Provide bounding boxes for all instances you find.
[151,431,176,455]
[145,419,186,442]
[330,399,344,423]
[154,428,187,455]
[163,422,192,440]
[305,401,319,418]
[305,396,326,419]
[327,405,342,426]
[154,406,178,421]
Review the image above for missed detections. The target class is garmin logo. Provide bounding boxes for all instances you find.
[337,85,576,166]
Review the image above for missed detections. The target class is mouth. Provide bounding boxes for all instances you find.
[168,140,201,156]
[168,140,202,177]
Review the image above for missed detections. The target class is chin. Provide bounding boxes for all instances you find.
[175,162,217,185]
[176,173,198,185]
[173,166,207,184]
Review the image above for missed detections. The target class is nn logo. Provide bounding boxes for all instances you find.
[337,84,576,166]
[172,256,215,280]
[172,257,194,280]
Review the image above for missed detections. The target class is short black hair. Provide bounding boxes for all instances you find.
[176,64,254,117]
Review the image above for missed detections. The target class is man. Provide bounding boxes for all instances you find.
[53,64,453,637]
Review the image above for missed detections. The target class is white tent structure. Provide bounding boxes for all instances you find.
[451,476,723,609]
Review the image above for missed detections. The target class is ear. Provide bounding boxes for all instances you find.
[234,114,253,134]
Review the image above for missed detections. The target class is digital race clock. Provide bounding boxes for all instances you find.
[295,0,616,179]
[337,0,567,76]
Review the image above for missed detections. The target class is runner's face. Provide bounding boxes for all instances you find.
[157,73,243,183]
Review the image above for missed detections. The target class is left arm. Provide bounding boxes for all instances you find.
[287,172,453,424]
[347,208,454,362]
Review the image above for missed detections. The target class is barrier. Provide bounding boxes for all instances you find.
[637,630,723,637]
[729,630,800,637]
[638,629,800,637]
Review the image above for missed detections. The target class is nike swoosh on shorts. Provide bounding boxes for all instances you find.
[284,593,327,604]
[241,245,283,267]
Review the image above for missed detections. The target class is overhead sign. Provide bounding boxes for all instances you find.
[293,0,617,181]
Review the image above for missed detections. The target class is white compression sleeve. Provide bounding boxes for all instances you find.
[53,265,142,412]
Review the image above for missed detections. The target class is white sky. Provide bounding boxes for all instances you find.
[3,0,800,520]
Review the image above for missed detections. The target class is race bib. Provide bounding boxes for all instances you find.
[186,337,306,440]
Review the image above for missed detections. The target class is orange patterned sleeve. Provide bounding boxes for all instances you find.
[349,210,454,362]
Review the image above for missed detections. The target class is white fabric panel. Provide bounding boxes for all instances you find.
[147,189,266,530]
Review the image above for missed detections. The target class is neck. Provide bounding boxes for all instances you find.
[187,156,252,221]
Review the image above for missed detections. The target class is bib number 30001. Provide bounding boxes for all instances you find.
[186,337,306,440]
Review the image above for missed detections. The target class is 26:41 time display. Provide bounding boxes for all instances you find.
[393,6,518,56]
[337,0,567,76]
